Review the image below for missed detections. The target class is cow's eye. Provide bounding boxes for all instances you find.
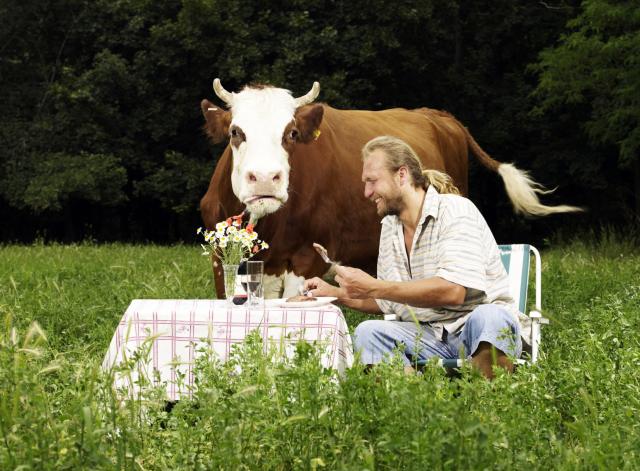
[231,129,238,138]
[289,129,299,141]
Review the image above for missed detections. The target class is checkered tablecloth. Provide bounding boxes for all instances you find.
[102,299,354,401]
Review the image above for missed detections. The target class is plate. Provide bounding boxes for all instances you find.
[270,296,338,308]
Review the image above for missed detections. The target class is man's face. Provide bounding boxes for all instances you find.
[362,150,404,217]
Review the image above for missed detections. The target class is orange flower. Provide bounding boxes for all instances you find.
[246,223,254,233]
[225,217,232,225]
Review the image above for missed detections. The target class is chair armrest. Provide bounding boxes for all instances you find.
[529,310,549,324]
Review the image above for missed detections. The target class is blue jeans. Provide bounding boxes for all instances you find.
[353,304,522,366]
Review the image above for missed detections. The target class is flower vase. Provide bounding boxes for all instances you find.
[222,264,239,306]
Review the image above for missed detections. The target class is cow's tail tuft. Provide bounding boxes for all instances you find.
[498,164,583,216]
[464,125,584,216]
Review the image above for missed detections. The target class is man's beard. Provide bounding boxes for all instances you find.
[377,194,404,217]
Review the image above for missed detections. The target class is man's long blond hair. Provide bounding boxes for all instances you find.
[362,136,460,195]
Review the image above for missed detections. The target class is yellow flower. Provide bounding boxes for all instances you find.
[197,219,269,263]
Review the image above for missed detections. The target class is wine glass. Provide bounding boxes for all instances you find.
[246,261,264,307]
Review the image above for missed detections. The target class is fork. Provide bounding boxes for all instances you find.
[313,243,338,265]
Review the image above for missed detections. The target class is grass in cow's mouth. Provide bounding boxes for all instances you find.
[1,234,639,468]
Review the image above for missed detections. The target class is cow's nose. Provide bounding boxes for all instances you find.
[247,171,283,184]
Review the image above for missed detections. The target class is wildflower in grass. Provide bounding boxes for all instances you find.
[198,211,269,265]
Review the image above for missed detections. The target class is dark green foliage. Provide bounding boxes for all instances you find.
[534,0,640,166]
[135,150,213,213]
[2,152,127,211]
[532,0,640,217]
[0,0,637,241]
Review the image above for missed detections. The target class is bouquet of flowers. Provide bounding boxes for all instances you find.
[197,212,269,266]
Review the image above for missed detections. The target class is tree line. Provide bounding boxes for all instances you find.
[1,0,637,244]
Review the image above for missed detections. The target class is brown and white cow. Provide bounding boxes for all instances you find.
[200,79,580,298]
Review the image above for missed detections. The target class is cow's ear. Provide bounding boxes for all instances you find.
[201,99,231,144]
[294,104,324,143]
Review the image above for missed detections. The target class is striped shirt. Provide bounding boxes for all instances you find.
[375,185,530,342]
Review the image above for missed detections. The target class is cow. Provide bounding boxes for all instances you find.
[200,79,580,299]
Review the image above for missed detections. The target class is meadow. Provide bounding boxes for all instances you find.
[1,234,639,469]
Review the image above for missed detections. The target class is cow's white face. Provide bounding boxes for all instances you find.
[202,80,323,223]
[228,88,296,220]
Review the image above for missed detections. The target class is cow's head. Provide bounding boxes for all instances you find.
[201,79,324,222]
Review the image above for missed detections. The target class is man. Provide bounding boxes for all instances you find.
[304,136,530,379]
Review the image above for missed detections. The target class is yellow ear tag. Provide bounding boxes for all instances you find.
[313,129,321,140]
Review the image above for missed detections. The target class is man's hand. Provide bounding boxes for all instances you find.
[334,266,379,299]
[303,277,343,298]
[304,268,383,314]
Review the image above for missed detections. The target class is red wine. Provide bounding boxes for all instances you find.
[232,294,248,305]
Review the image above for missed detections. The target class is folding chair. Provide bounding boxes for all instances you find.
[401,244,548,368]
[497,244,548,365]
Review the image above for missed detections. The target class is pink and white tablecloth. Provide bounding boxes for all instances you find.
[102,299,354,400]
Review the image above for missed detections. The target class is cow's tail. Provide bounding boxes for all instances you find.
[464,126,584,216]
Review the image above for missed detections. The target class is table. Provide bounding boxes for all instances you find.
[102,299,354,401]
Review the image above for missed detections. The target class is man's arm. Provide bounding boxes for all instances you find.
[335,266,466,308]
[338,296,382,313]
[303,277,383,314]
[372,276,465,307]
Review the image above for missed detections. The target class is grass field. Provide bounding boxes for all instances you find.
[1,235,639,469]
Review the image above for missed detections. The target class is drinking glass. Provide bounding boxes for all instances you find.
[246,261,264,307]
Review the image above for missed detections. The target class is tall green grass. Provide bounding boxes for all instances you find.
[1,237,639,469]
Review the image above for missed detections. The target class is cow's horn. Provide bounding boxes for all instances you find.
[294,82,320,107]
[213,78,233,106]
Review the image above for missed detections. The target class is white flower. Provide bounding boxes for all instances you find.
[197,219,268,266]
